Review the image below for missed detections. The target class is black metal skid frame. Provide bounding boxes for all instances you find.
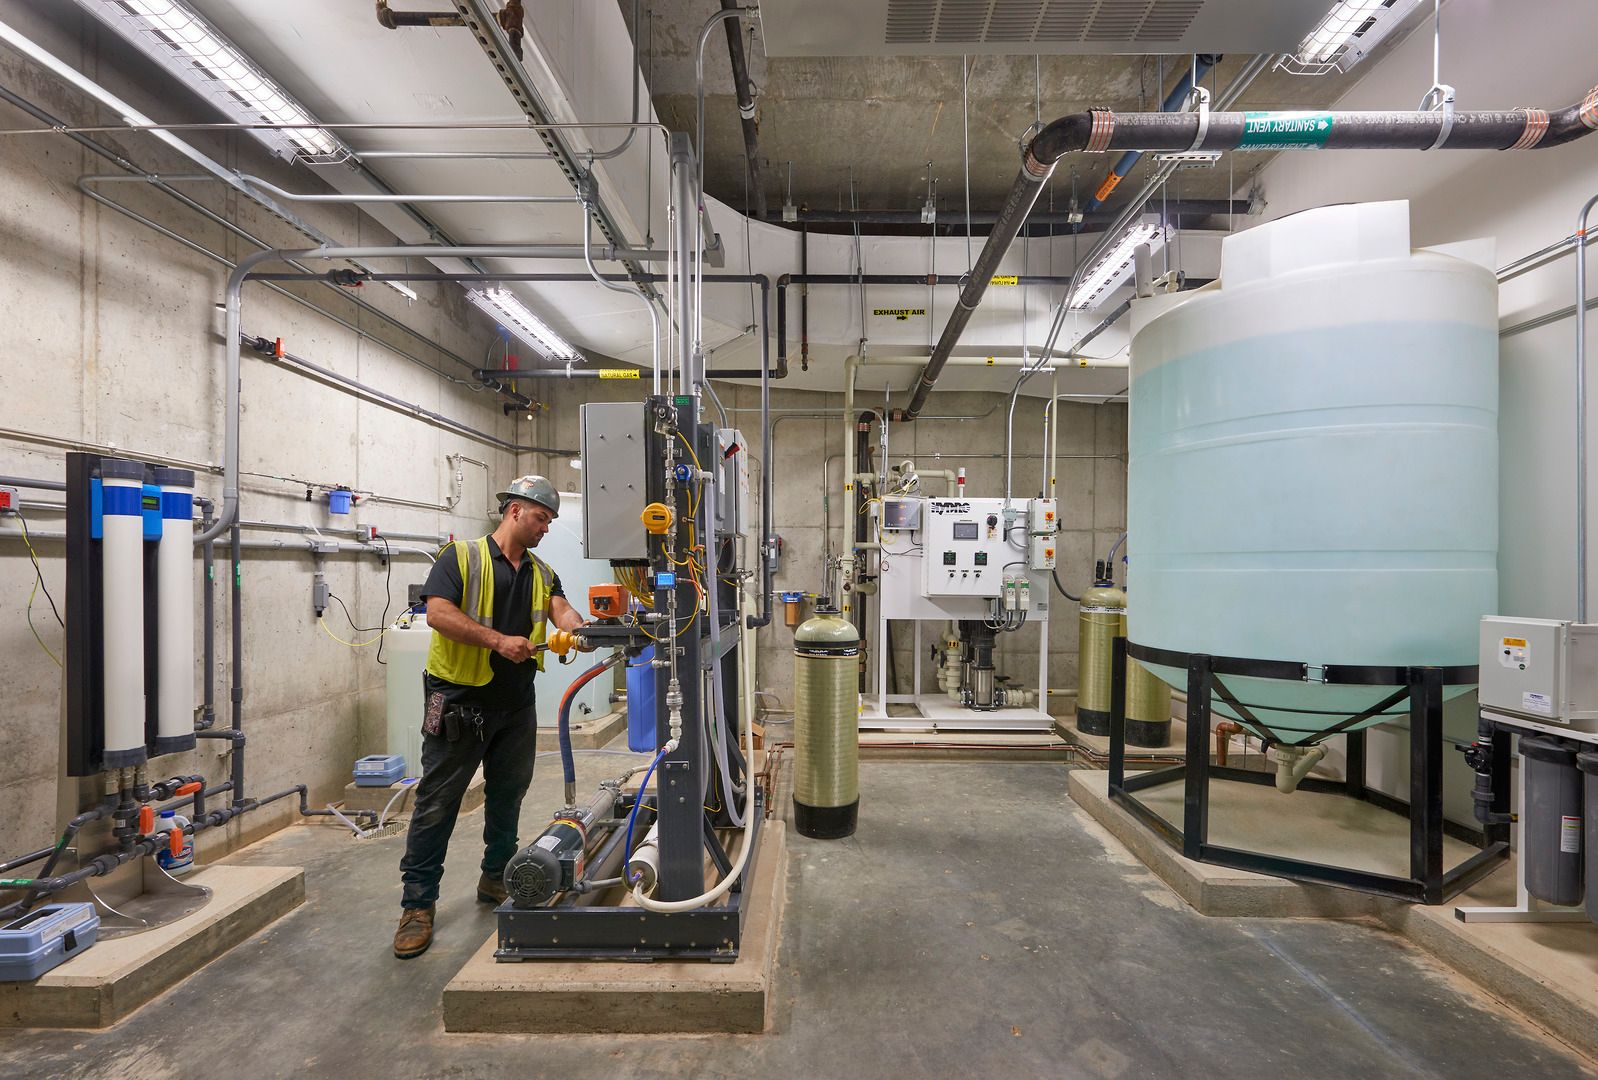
[496,397,762,961]
[1106,638,1509,904]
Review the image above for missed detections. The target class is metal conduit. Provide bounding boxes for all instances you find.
[902,76,1598,419]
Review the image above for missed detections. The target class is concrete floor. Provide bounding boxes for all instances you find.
[2,754,1593,1080]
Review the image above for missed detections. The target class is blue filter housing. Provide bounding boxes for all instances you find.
[627,646,657,752]
[1126,202,1498,745]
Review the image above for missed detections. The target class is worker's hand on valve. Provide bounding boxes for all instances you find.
[576,623,596,653]
[493,633,536,663]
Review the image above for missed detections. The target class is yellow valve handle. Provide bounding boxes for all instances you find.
[641,502,674,535]
[547,628,580,656]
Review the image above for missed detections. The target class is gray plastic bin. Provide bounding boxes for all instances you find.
[1577,751,1598,923]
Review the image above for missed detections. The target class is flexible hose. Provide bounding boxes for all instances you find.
[559,653,623,803]
[622,744,670,884]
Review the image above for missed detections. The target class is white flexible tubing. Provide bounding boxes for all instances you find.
[327,804,373,838]
[631,684,756,912]
[375,776,420,830]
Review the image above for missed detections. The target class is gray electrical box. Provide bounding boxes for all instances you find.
[1479,616,1598,730]
[579,402,648,560]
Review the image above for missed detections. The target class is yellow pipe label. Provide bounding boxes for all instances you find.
[873,308,925,321]
[599,369,640,379]
[990,275,1018,286]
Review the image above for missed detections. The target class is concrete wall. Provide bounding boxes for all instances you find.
[0,5,521,861]
[524,377,1127,717]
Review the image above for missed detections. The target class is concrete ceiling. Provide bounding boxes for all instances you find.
[625,0,1436,221]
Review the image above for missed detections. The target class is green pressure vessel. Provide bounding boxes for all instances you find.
[1077,582,1171,746]
[793,609,860,839]
[1076,583,1126,736]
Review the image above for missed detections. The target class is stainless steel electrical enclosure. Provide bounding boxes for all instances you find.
[579,402,648,560]
[1479,616,1598,730]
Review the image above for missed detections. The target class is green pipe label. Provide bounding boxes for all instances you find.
[1239,112,1333,150]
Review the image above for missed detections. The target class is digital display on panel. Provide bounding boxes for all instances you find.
[952,522,978,540]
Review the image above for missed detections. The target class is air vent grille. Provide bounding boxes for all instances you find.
[884,0,1206,45]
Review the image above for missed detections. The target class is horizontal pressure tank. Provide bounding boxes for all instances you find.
[1126,202,1498,744]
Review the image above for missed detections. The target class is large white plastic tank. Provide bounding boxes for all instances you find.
[1126,202,1498,744]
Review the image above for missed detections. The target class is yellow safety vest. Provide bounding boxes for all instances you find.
[425,537,552,686]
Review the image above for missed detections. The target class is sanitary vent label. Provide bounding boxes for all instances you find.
[1523,691,1554,716]
[1562,816,1582,854]
[1240,112,1333,150]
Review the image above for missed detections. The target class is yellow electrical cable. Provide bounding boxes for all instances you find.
[318,618,385,648]
[18,513,62,668]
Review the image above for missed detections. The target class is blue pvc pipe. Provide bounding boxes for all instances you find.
[1077,55,1217,228]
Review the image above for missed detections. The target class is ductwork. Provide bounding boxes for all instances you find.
[900,81,1598,420]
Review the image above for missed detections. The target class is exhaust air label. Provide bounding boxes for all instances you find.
[1240,112,1333,150]
[874,308,925,321]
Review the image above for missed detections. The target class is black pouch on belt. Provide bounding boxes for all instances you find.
[422,691,445,737]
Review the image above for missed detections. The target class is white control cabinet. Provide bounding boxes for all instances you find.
[920,497,1014,599]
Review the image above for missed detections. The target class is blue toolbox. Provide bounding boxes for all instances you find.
[0,902,99,981]
[353,754,407,787]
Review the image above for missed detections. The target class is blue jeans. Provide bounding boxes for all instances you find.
[398,700,537,909]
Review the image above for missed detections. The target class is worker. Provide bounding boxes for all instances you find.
[394,475,589,959]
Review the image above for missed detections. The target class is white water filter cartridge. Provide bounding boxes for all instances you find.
[153,468,196,756]
[100,459,147,767]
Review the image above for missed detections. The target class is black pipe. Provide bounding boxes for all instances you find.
[800,224,810,372]
[199,499,216,732]
[0,847,54,875]
[720,0,765,221]
[902,85,1598,420]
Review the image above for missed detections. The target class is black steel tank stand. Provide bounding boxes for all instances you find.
[1106,638,1508,904]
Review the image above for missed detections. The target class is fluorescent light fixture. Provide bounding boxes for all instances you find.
[74,0,344,161]
[1289,0,1424,72]
[1069,222,1164,311]
[466,287,582,363]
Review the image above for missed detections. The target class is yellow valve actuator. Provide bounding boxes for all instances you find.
[546,628,580,656]
[641,502,674,535]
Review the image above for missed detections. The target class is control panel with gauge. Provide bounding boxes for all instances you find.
[920,497,1016,598]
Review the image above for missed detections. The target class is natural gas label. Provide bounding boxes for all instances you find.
[990,276,1018,286]
[598,369,639,379]
[873,308,925,321]
[1239,112,1333,150]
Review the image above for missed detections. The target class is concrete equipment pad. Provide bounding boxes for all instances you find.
[1071,769,1598,1065]
[342,767,483,817]
[1067,768,1478,918]
[536,710,628,753]
[0,864,303,1029]
[1379,864,1598,1065]
[1054,715,1188,763]
[442,822,786,1035]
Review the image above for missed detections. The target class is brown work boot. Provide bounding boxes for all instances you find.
[393,906,434,959]
[477,872,508,905]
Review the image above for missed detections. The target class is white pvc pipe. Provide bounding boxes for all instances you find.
[100,466,147,764]
[155,473,195,752]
